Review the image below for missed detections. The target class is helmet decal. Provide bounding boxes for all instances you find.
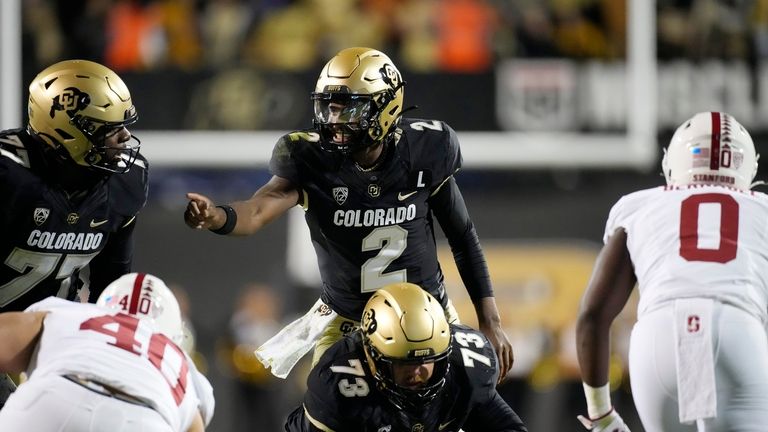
[49,87,90,119]
[96,273,184,346]
[662,111,758,190]
[126,272,147,315]
[362,307,377,335]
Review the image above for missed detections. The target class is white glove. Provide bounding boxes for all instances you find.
[577,408,631,432]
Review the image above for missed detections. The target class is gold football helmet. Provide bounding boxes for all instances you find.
[27,59,140,173]
[361,282,451,410]
[312,47,405,154]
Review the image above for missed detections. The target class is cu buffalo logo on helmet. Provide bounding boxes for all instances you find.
[362,308,377,334]
[49,87,91,119]
[379,64,401,89]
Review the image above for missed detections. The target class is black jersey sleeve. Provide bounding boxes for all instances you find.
[87,220,135,301]
[442,122,463,178]
[110,153,149,218]
[450,324,499,393]
[462,392,528,432]
[301,337,370,432]
[88,154,148,300]
[448,325,527,431]
[269,133,301,183]
[429,177,493,300]
[284,404,330,432]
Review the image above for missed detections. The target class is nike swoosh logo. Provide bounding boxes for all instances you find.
[438,419,455,430]
[397,191,418,201]
[90,219,108,228]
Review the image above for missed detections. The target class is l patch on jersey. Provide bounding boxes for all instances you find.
[408,170,431,190]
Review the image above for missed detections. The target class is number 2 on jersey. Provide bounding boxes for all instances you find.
[679,193,738,263]
[360,226,408,292]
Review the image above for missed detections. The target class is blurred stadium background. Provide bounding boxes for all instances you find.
[3,0,768,430]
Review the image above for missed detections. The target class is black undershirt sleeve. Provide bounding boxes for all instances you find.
[429,176,493,300]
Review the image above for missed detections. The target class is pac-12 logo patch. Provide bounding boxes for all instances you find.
[332,186,348,205]
[33,207,50,226]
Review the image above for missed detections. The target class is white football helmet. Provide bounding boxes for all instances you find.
[96,273,185,345]
[662,111,758,190]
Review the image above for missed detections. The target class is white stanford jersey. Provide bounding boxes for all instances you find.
[24,297,214,431]
[606,185,768,321]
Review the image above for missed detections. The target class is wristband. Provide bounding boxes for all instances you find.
[582,382,612,419]
[210,205,237,235]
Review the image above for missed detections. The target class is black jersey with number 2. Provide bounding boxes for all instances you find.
[270,118,469,319]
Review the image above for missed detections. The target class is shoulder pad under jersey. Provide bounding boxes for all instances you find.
[269,129,339,183]
[449,324,499,398]
[0,129,33,169]
[108,152,149,222]
[24,296,77,313]
[603,186,664,243]
[304,334,373,429]
[397,118,462,189]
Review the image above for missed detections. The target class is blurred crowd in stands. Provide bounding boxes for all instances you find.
[24,0,628,74]
[25,0,768,78]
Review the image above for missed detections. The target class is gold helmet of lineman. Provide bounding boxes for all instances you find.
[27,59,140,173]
[312,47,405,155]
[361,283,451,410]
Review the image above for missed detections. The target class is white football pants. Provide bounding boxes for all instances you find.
[629,301,768,431]
[0,374,173,431]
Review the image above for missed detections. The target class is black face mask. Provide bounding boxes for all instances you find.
[311,92,380,155]
[366,341,452,412]
[71,114,141,174]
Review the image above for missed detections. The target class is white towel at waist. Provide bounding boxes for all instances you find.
[254,298,337,379]
[674,298,717,424]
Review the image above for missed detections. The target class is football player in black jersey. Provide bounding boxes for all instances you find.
[0,59,148,405]
[184,47,512,379]
[284,282,527,432]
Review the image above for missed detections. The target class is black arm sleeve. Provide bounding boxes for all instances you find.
[284,405,328,432]
[462,391,528,432]
[87,220,136,302]
[429,177,493,300]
